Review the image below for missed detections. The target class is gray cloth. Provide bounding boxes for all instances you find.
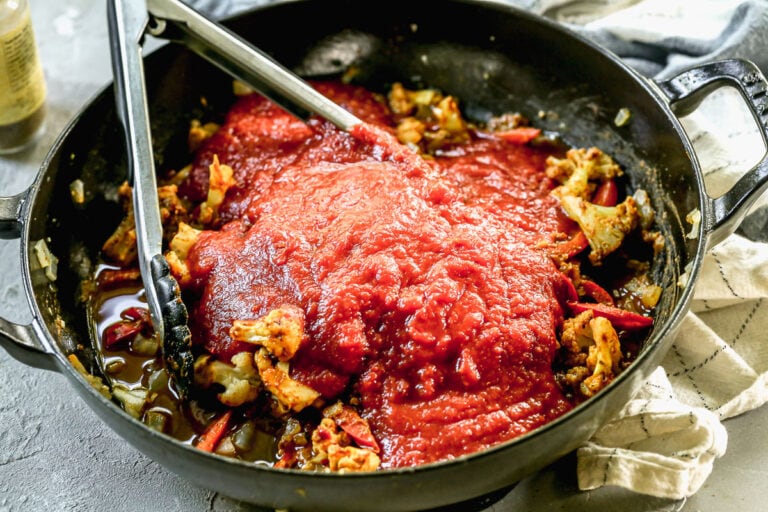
[537,0,768,78]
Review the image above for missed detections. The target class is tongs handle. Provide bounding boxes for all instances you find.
[146,0,362,131]
[107,0,193,396]
[107,0,164,334]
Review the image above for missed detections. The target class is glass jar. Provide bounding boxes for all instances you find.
[0,0,46,154]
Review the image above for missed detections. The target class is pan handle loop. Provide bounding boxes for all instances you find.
[0,190,57,371]
[0,191,26,239]
[0,318,57,371]
[656,59,768,249]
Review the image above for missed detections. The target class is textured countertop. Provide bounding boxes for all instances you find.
[1,1,767,511]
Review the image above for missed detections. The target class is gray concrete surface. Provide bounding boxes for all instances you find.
[0,1,766,510]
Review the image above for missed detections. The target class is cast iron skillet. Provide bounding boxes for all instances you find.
[1,1,767,510]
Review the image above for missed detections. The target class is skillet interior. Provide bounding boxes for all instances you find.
[24,0,701,510]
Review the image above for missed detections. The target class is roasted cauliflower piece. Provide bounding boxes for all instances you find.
[254,348,321,413]
[230,305,305,362]
[556,193,640,265]
[548,147,655,266]
[432,95,468,138]
[485,112,529,132]
[323,401,381,453]
[559,310,622,398]
[218,306,312,413]
[387,82,440,116]
[546,147,624,200]
[101,182,138,266]
[388,83,469,153]
[166,222,202,286]
[169,221,201,260]
[582,315,622,396]
[395,116,427,147]
[198,154,236,226]
[193,351,261,407]
[188,119,220,153]
[157,184,189,245]
[102,183,188,265]
[560,310,594,353]
[311,418,381,472]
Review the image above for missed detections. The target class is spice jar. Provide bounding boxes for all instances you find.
[0,0,46,154]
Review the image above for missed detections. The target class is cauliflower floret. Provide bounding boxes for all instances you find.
[395,116,426,148]
[187,119,220,153]
[103,183,189,265]
[560,310,595,352]
[194,351,261,407]
[328,444,381,472]
[546,147,623,200]
[254,348,321,413]
[311,418,381,473]
[548,147,654,265]
[169,221,201,260]
[388,83,469,153]
[582,316,622,396]
[230,305,305,361]
[432,95,468,139]
[226,306,314,413]
[387,82,440,116]
[559,310,622,398]
[157,184,189,246]
[166,222,202,286]
[198,154,236,226]
[102,183,138,265]
[555,192,639,265]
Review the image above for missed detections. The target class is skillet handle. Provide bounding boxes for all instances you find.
[0,317,57,371]
[0,192,58,371]
[656,59,768,249]
[0,191,25,239]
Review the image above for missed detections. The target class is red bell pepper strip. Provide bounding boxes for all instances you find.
[196,410,233,453]
[332,405,381,453]
[550,231,589,260]
[96,268,142,288]
[592,179,618,207]
[103,319,145,348]
[568,302,653,330]
[556,272,579,304]
[579,279,615,305]
[494,127,541,145]
[102,306,152,348]
[121,306,150,323]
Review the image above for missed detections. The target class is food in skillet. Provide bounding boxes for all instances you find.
[85,79,662,472]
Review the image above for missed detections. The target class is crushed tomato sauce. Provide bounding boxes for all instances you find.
[178,82,579,467]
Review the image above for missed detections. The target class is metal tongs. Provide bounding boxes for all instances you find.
[106,0,363,396]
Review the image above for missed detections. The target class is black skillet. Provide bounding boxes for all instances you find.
[1,1,767,510]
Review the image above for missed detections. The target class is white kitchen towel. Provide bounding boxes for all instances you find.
[187,0,768,500]
[576,366,729,499]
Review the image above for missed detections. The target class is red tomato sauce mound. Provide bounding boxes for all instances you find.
[181,81,576,468]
